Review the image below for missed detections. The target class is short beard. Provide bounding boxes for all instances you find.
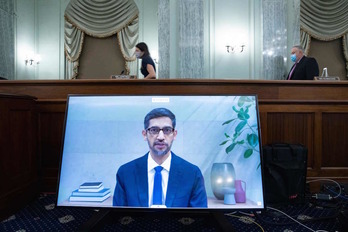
[153,147,170,156]
[149,142,172,157]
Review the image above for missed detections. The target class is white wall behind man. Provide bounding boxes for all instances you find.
[36,0,69,80]
[15,0,36,80]
[136,0,263,79]
[211,0,262,79]
[14,0,296,80]
[134,0,159,79]
[15,0,69,80]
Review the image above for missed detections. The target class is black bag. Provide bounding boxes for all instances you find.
[262,143,308,205]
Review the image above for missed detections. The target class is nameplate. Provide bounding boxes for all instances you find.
[314,76,340,81]
[150,205,167,208]
[110,75,136,79]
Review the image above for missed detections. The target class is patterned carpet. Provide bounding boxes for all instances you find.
[0,193,346,231]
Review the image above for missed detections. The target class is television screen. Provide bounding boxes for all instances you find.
[57,95,265,210]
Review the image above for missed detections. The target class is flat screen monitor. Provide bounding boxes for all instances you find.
[57,95,265,211]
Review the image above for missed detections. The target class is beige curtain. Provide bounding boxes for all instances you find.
[300,0,348,77]
[64,0,139,79]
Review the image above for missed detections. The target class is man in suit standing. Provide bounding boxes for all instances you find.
[287,45,319,80]
[113,107,207,208]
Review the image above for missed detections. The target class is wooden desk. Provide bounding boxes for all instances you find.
[1,79,348,193]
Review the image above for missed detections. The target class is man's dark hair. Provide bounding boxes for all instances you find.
[136,42,150,57]
[144,108,176,129]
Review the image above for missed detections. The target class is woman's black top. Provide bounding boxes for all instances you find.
[140,55,156,77]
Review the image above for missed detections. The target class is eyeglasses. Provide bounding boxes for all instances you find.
[146,127,174,135]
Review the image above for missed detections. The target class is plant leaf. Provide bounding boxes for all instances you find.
[224,133,230,138]
[232,106,240,113]
[232,131,241,142]
[244,149,253,158]
[238,96,247,107]
[235,120,247,133]
[222,119,236,125]
[247,133,259,147]
[219,140,229,146]
[226,143,237,154]
[244,97,255,103]
[238,111,250,120]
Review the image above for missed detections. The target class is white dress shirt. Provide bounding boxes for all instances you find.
[147,152,171,206]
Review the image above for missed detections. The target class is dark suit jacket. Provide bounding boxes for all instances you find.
[287,56,319,80]
[113,152,207,207]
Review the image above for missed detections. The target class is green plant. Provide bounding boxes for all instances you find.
[219,96,260,166]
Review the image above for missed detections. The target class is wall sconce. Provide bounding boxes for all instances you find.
[226,45,245,53]
[25,53,41,65]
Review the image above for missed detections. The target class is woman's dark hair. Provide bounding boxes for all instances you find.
[136,42,150,57]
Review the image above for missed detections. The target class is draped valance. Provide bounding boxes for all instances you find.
[64,0,139,79]
[300,0,348,77]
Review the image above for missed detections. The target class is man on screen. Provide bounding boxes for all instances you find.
[113,108,207,207]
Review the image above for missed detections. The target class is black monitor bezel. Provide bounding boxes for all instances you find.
[55,93,266,213]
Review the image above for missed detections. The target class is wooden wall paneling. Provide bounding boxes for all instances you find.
[37,101,66,193]
[312,111,323,176]
[259,111,268,145]
[261,103,348,180]
[0,94,38,220]
[0,80,333,100]
[278,84,348,100]
[7,109,33,186]
[322,113,348,167]
[265,112,314,163]
[260,103,316,168]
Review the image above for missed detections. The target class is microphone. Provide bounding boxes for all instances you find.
[321,67,328,77]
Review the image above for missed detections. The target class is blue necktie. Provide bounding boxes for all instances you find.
[153,166,163,205]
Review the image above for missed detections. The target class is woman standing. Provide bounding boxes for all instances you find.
[135,42,156,79]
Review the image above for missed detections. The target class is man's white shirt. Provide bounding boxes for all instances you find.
[147,152,171,206]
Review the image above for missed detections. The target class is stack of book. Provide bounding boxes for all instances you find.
[69,182,111,202]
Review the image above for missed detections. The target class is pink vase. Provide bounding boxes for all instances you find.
[234,180,246,203]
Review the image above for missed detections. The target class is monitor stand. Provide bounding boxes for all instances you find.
[78,208,110,232]
[211,211,236,232]
[78,209,236,232]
